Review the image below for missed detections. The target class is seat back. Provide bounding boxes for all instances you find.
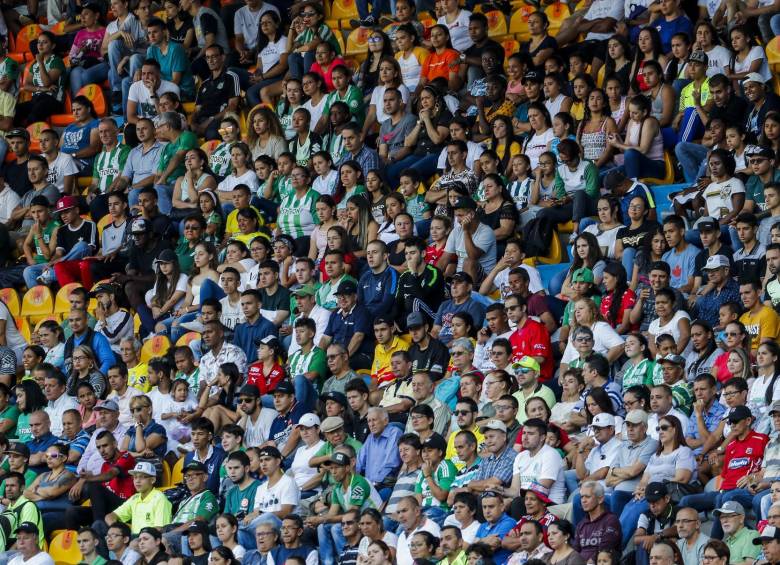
[140,334,172,363]
[27,121,49,152]
[78,83,106,117]
[330,0,358,21]
[176,331,201,346]
[0,288,20,317]
[21,285,54,324]
[509,5,534,41]
[14,25,42,61]
[49,530,83,565]
[54,283,83,315]
[485,10,508,38]
[346,27,371,60]
[171,456,185,484]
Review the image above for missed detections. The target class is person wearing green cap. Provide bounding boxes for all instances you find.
[512,356,557,424]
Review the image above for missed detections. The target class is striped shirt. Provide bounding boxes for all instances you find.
[209,142,233,178]
[93,145,131,194]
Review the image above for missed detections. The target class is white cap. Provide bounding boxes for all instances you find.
[296,413,321,428]
[592,413,616,428]
[129,461,157,477]
[703,255,730,271]
[743,72,766,85]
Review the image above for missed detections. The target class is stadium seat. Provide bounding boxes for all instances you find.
[651,182,687,219]
[50,91,74,127]
[134,313,141,335]
[79,84,107,117]
[26,121,49,153]
[97,214,112,239]
[34,315,61,332]
[54,283,83,316]
[21,285,54,325]
[15,317,31,343]
[538,263,571,295]
[10,25,41,63]
[485,10,508,38]
[769,37,780,73]
[557,221,576,233]
[509,5,534,42]
[535,230,564,264]
[140,334,172,363]
[501,38,520,63]
[334,30,347,55]
[171,457,184,484]
[346,27,371,61]
[0,288,21,317]
[639,151,675,186]
[162,459,172,487]
[176,331,201,346]
[49,20,67,34]
[49,530,82,565]
[544,2,569,37]
[330,0,358,27]
[201,140,220,155]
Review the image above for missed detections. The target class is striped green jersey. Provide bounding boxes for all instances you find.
[93,145,131,194]
[277,188,319,238]
[209,142,233,178]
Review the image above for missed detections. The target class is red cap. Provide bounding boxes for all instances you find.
[55,195,79,213]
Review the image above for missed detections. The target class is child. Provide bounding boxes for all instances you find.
[319,65,366,129]
[311,151,338,196]
[398,170,430,223]
[272,235,296,288]
[199,190,224,245]
[264,152,295,204]
[254,155,276,201]
[507,154,536,224]
[725,124,749,177]
[549,112,576,162]
[568,53,587,82]
[218,423,245,488]
[651,334,677,385]
[159,378,197,449]
[475,150,505,203]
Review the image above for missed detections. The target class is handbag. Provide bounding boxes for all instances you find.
[663,479,703,504]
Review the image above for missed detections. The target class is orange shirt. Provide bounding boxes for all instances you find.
[421,48,460,82]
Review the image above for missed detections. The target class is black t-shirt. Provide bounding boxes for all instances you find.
[408,337,450,380]
[616,219,660,250]
[259,285,291,312]
[693,244,735,278]
[56,219,97,251]
[710,95,749,129]
[128,237,173,276]
[2,158,33,198]
[195,70,240,117]
[415,110,453,156]
[167,16,194,45]
[464,38,503,63]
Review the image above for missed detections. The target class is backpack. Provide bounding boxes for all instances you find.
[521,217,554,258]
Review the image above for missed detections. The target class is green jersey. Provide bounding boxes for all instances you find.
[316,274,357,311]
[288,347,327,380]
[332,473,382,512]
[176,367,201,396]
[323,85,365,125]
[93,145,131,194]
[173,489,219,524]
[32,219,60,264]
[224,479,261,516]
[271,175,293,203]
[278,188,319,238]
[209,142,233,178]
[0,404,19,439]
[621,358,655,390]
[295,23,341,54]
[31,55,66,102]
[414,459,457,509]
[158,130,198,181]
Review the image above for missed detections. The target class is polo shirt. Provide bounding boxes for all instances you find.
[725,526,760,564]
[610,436,658,492]
[475,514,516,564]
[195,69,240,117]
[113,488,173,533]
[173,489,218,523]
[28,432,59,473]
[122,141,164,186]
[324,304,374,357]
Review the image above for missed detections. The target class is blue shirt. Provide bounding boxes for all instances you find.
[358,267,399,320]
[62,429,91,473]
[72,331,116,375]
[662,244,700,294]
[686,401,728,455]
[339,145,380,178]
[61,118,99,158]
[475,445,516,486]
[694,278,740,328]
[269,402,309,453]
[620,181,655,222]
[324,304,374,357]
[651,14,694,53]
[125,419,168,458]
[434,298,487,346]
[234,316,278,364]
[475,514,516,564]
[122,141,164,186]
[356,424,403,483]
[147,42,195,97]
[29,432,59,473]
[185,445,226,496]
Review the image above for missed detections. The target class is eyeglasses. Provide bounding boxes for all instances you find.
[184,224,201,230]
[494,404,513,412]
[722,390,740,398]
[341,520,356,526]
[301,11,316,16]
[45,453,62,459]
[574,336,593,342]
[326,354,342,360]
[454,410,472,416]
[451,350,466,356]
[131,406,146,413]
[702,555,720,562]
[239,397,255,404]
[725,331,741,337]
[368,36,383,43]
[72,355,87,361]
[656,424,671,432]
[628,204,644,210]
[750,158,769,164]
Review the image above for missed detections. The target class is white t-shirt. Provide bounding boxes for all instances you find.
[145,273,188,309]
[47,151,80,193]
[240,407,278,447]
[397,519,441,565]
[289,439,325,489]
[218,169,261,194]
[0,185,20,224]
[370,84,411,124]
[648,409,691,441]
[583,436,622,486]
[703,176,746,218]
[9,552,54,565]
[234,3,278,50]
[303,95,327,134]
[0,301,26,359]
[313,169,338,196]
[562,321,625,364]
[492,264,544,299]
[648,310,691,351]
[253,474,300,513]
[511,444,567,504]
[585,0,624,40]
[442,517,481,543]
[697,0,723,19]
[705,45,732,77]
[584,223,622,259]
[219,296,245,330]
[732,45,772,82]
[128,80,180,119]
[358,532,399,555]
[258,36,287,75]
[524,129,555,169]
[438,10,473,52]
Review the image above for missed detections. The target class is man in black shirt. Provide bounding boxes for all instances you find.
[134,186,176,242]
[112,217,172,312]
[708,74,749,127]
[407,312,450,382]
[2,129,33,198]
[190,44,240,141]
[40,195,98,285]
[395,238,445,331]
[458,13,503,90]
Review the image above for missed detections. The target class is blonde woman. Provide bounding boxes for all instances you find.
[561,299,624,371]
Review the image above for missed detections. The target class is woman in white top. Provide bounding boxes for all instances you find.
[748,342,780,434]
[394,24,428,93]
[217,142,260,203]
[246,10,289,108]
[147,250,188,335]
[694,20,731,77]
[302,72,328,133]
[561,298,625,366]
[215,515,246,561]
[543,74,572,117]
[308,194,338,266]
[290,418,325,492]
[583,196,624,258]
[647,288,691,356]
[607,95,665,180]
[357,509,399,559]
[701,148,746,221]
[170,242,220,336]
[311,151,338,196]
[172,148,217,213]
[726,25,772,88]
[363,58,411,137]
[436,117,484,172]
[437,0,472,52]
[522,102,555,169]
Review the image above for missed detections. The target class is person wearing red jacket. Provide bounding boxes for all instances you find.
[505,293,553,383]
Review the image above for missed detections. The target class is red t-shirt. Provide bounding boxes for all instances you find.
[246,362,286,395]
[425,244,445,266]
[721,430,769,491]
[599,289,638,331]
[310,57,347,92]
[101,451,136,500]
[509,318,553,382]
[509,511,559,546]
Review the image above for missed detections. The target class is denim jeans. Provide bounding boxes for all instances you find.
[619,498,649,548]
[317,522,347,565]
[622,149,665,180]
[356,0,387,19]
[770,13,780,37]
[288,52,316,80]
[292,373,317,413]
[621,247,637,279]
[385,153,440,189]
[679,489,755,539]
[675,142,710,184]
[70,62,109,97]
[23,263,49,288]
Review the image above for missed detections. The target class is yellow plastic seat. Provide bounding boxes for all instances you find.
[557,221,576,233]
[97,214,112,239]
[140,334,172,363]
[0,288,21,317]
[639,151,676,186]
[134,313,141,336]
[544,2,570,37]
[21,285,54,325]
[27,121,49,153]
[330,0,358,26]
[161,459,172,487]
[596,64,605,87]
[768,36,780,72]
[485,10,508,38]
[346,27,371,61]
[172,457,185,484]
[54,283,83,316]
[509,5,534,42]
[11,25,41,63]
[15,317,31,343]
[49,530,83,565]
[501,38,520,62]
[183,101,196,115]
[535,230,564,264]
[176,331,201,347]
[34,315,61,332]
[201,140,220,156]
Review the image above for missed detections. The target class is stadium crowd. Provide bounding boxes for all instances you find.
[3,0,780,564]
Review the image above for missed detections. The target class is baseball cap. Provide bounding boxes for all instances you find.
[522,70,543,84]
[743,72,766,86]
[694,216,720,232]
[645,482,669,503]
[183,461,207,474]
[688,50,708,64]
[129,461,157,477]
[479,419,508,434]
[90,283,117,298]
[452,196,477,210]
[14,522,39,535]
[155,249,178,264]
[131,218,150,234]
[254,334,280,347]
[658,353,686,366]
[522,483,552,505]
[421,433,447,452]
[296,413,321,428]
[6,128,29,140]
[592,413,616,428]
[703,255,730,270]
[625,410,649,425]
[272,381,295,395]
[334,280,358,295]
[55,195,79,213]
[571,267,594,284]
[94,399,120,412]
[728,405,753,423]
[407,312,426,328]
[450,271,474,285]
[714,500,746,517]
[754,525,780,544]
[4,442,29,457]
[238,384,260,398]
[321,416,345,433]
[258,446,283,459]
[187,522,211,537]
[293,284,317,297]
[321,391,348,408]
[770,400,780,415]
[329,452,351,466]
[745,144,775,159]
[603,169,628,193]
[512,356,540,373]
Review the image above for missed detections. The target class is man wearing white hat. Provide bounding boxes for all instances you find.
[105,462,172,534]
[744,73,780,138]
[754,525,780,565]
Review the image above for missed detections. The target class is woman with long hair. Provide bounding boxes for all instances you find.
[120,394,167,461]
[217,143,260,201]
[286,2,340,80]
[173,148,217,213]
[358,508,398,560]
[137,527,170,565]
[215,514,245,561]
[247,106,287,161]
[38,320,65,372]
[311,151,337,197]
[308,195,338,265]
[569,74,595,123]
[418,24,461,94]
[479,174,518,258]
[608,95,665,180]
[334,161,367,212]
[711,321,751,383]
[620,333,654,389]
[748,342,780,433]
[582,196,624,259]
[67,345,108,399]
[642,61,676,141]
[546,520,585,565]
[693,20,731,77]
[543,73,572,117]
[14,380,47,442]
[685,320,723,380]
[375,192,405,246]
[60,96,100,170]
[276,165,320,256]
[17,31,66,125]
[164,0,194,49]
[577,89,617,172]
[522,102,555,169]
[631,225,668,289]
[358,31,394,97]
[200,362,242,430]
[364,540,393,565]
[560,232,607,299]
[344,195,380,259]
[169,242,221,338]
[309,40,347,95]
[629,27,667,93]
[246,10,289,107]
[760,111,780,159]
[600,263,636,334]
[726,25,771,90]
[604,35,632,91]
[488,115,522,173]
[76,381,99,430]
[148,251,187,335]
[394,23,428,93]
[615,196,659,282]
[365,170,390,225]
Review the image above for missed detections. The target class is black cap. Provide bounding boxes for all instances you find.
[645,482,669,502]
[420,432,447,452]
[156,249,178,263]
[5,442,30,457]
[407,312,426,328]
[452,196,477,210]
[522,70,543,84]
[187,521,211,536]
[451,271,474,285]
[328,451,351,466]
[745,144,776,159]
[90,283,117,297]
[15,522,39,535]
[254,334,280,348]
[603,169,627,193]
[238,384,260,398]
[334,280,358,295]
[6,128,29,140]
[258,446,283,459]
[183,461,208,474]
[29,195,51,208]
[321,391,348,408]
[273,380,295,395]
[728,405,753,423]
